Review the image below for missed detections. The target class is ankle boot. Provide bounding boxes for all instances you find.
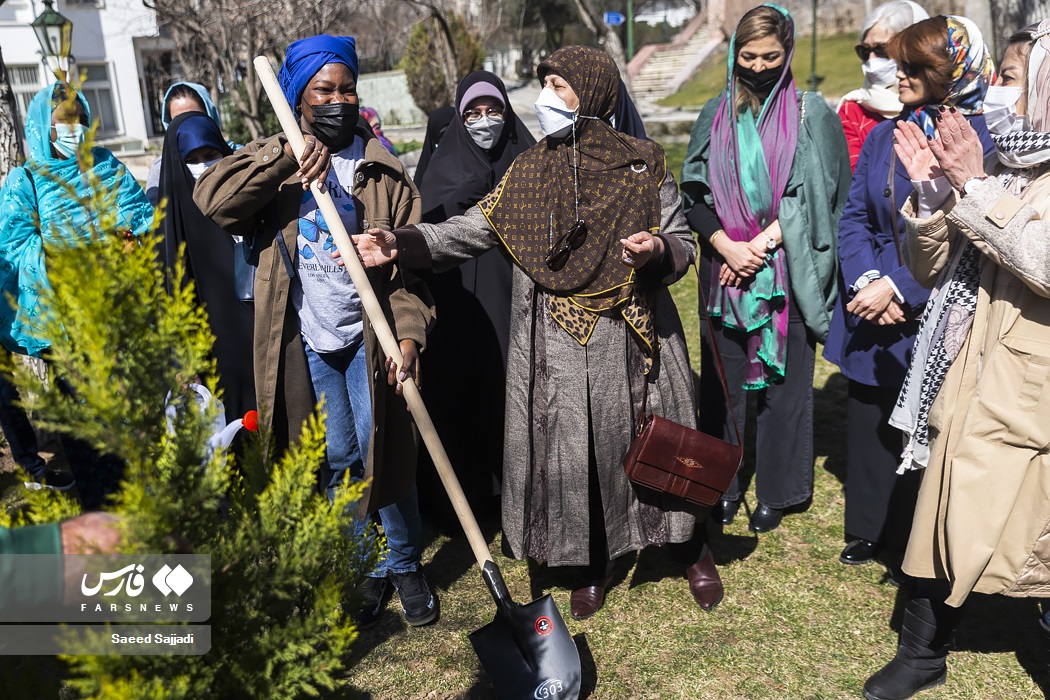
[863,595,960,700]
[685,544,724,611]
[570,558,614,621]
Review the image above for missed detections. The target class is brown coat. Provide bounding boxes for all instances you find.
[901,174,1050,606]
[194,126,434,512]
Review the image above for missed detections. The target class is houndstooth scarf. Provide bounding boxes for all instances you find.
[889,241,982,472]
[993,129,1050,167]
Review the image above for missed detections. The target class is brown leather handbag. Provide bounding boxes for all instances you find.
[623,280,743,507]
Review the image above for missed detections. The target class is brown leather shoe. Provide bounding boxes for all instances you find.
[570,584,607,620]
[685,549,724,612]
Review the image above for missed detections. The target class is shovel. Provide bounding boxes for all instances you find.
[254,56,582,700]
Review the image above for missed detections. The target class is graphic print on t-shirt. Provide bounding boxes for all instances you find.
[297,207,338,261]
[294,140,366,353]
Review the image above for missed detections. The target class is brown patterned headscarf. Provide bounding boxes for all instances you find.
[478,45,665,357]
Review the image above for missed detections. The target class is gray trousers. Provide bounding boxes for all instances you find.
[697,257,815,509]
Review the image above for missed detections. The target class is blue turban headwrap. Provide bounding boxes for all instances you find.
[175,114,232,160]
[278,35,359,110]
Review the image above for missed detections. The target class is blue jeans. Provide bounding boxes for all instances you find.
[302,337,422,576]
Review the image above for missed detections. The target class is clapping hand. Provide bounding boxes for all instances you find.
[927,108,987,191]
[893,121,943,182]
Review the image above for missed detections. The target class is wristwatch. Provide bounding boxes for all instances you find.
[962,176,987,197]
[765,235,777,251]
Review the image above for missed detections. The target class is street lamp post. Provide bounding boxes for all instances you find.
[626,0,634,62]
[31,0,73,83]
[808,0,823,92]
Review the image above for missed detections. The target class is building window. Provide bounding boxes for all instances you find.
[10,65,43,124]
[78,63,121,135]
[64,0,105,7]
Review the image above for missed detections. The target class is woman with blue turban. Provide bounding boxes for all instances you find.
[158,112,255,423]
[193,34,437,630]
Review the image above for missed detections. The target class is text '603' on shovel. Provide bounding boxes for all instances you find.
[253,56,581,700]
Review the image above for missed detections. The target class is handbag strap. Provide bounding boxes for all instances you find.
[887,148,905,266]
[636,272,744,450]
[696,277,744,448]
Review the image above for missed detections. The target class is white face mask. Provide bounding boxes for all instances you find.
[862,57,899,90]
[534,87,576,138]
[983,85,1025,136]
[52,123,86,159]
[466,115,504,150]
[186,159,220,181]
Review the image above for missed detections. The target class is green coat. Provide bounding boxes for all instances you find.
[680,90,851,341]
[0,523,62,612]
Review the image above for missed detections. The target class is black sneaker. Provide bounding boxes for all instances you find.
[24,469,76,492]
[355,576,389,630]
[390,569,438,626]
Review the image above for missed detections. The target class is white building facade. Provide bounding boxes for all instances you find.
[0,0,171,154]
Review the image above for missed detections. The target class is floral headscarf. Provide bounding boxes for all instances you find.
[905,15,994,137]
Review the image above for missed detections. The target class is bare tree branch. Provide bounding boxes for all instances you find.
[145,0,363,138]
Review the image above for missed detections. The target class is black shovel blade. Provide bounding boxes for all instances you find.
[470,593,581,700]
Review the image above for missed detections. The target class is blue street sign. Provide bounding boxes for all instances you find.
[604,11,626,26]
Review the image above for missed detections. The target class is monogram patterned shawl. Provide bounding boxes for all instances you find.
[478,45,665,355]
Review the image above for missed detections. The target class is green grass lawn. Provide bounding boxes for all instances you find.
[660,34,862,109]
[337,135,1046,698]
[342,265,1046,698]
[3,131,1046,698]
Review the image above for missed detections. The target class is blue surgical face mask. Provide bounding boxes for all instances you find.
[52,123,86,159]
[534,87,577,139]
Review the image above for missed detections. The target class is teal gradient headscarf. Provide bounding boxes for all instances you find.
[0,84,154,356]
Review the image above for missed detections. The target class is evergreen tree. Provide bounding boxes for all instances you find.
[0,123,379,699]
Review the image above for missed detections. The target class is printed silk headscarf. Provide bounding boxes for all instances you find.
[708,3,798,390]
[478,45,665,361]
[904,15,994,138]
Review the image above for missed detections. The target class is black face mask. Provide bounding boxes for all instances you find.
[307,102,359,151]
[735,65,782,95]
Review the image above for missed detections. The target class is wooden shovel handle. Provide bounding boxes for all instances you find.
[253,56,493,570]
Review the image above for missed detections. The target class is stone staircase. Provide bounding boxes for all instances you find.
[628,12,725,105]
